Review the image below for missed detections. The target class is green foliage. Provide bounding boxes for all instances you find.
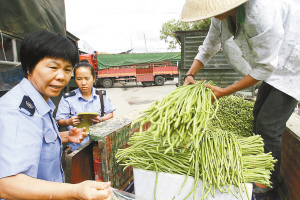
[160,18,211,50]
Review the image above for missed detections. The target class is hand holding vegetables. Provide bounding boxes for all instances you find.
[204,83,227,101]
[183,74,197,86]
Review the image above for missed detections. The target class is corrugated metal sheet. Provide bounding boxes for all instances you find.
[175,30,254,96]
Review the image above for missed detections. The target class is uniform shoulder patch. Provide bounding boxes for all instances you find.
[96,90,106,95]
[19,95,35,116]
[63,91,76,98]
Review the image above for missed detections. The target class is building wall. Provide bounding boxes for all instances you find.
[175,30,254,96]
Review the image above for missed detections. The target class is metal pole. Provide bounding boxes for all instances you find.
[12,39,18,62]
[0,60,20,66]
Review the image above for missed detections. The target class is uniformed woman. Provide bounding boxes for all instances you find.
[0,30,112,200]
[56,61,116,152]
[181,0,300,195]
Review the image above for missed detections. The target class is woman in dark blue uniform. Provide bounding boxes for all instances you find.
[0,30,112,200]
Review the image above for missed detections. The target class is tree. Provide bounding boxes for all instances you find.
[160,19,211,50]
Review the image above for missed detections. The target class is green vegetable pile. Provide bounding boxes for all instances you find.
[210,95,254,137]
[116,81,276,200]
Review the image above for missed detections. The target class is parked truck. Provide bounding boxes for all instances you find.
[75,52,180,88]
[0,0,71,97]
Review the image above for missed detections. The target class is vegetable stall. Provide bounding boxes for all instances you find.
[63,81,300,200]
[116,81,276,200]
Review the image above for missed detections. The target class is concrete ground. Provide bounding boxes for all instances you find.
[97,78,179,118]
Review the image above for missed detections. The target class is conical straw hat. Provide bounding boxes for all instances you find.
[180,0,248,22]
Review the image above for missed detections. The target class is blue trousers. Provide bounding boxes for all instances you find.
[253,81,298,187]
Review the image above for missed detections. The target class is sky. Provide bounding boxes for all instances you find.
[65,0,186,54]
[65,0,300,54]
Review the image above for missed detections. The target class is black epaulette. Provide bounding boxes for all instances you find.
[96,90,106,95]
[19,95,35,116]
[63,91,76,98]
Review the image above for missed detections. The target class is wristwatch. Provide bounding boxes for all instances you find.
[184,74,195,80]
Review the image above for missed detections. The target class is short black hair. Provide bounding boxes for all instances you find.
[20,30,79,78]
[73,61,95,79]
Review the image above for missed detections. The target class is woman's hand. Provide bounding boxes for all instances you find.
[183,75,197,86]
[204,74,259,102]
[75,181,112,200]
[68,116,82,126]
[89,116,102,124]
[0,174,112,200]
[89,113,113,124]
[69,127,88,143]
[204,83,226,102]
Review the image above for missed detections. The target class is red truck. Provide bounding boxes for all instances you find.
[76,52,180,88]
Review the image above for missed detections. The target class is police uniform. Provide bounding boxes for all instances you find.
[56,87,116,151]
[0,78,64,183]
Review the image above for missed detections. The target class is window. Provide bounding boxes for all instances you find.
[0,32,23,91]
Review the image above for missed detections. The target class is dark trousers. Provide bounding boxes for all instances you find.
[253,81,298,187]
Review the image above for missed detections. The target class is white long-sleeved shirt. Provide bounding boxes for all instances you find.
[195,0,300,100]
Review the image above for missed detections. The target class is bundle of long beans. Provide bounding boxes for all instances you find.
[116,81,276,200]
[116,130,276,200]
[131,81,218,153]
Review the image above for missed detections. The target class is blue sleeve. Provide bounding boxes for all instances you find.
[0,109,43,179]
[55,96,71,120]
[103,94,116,115]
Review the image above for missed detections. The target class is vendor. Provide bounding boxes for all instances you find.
[56,61,116,151]
[181,0,300,195]
[0,30,112,200]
